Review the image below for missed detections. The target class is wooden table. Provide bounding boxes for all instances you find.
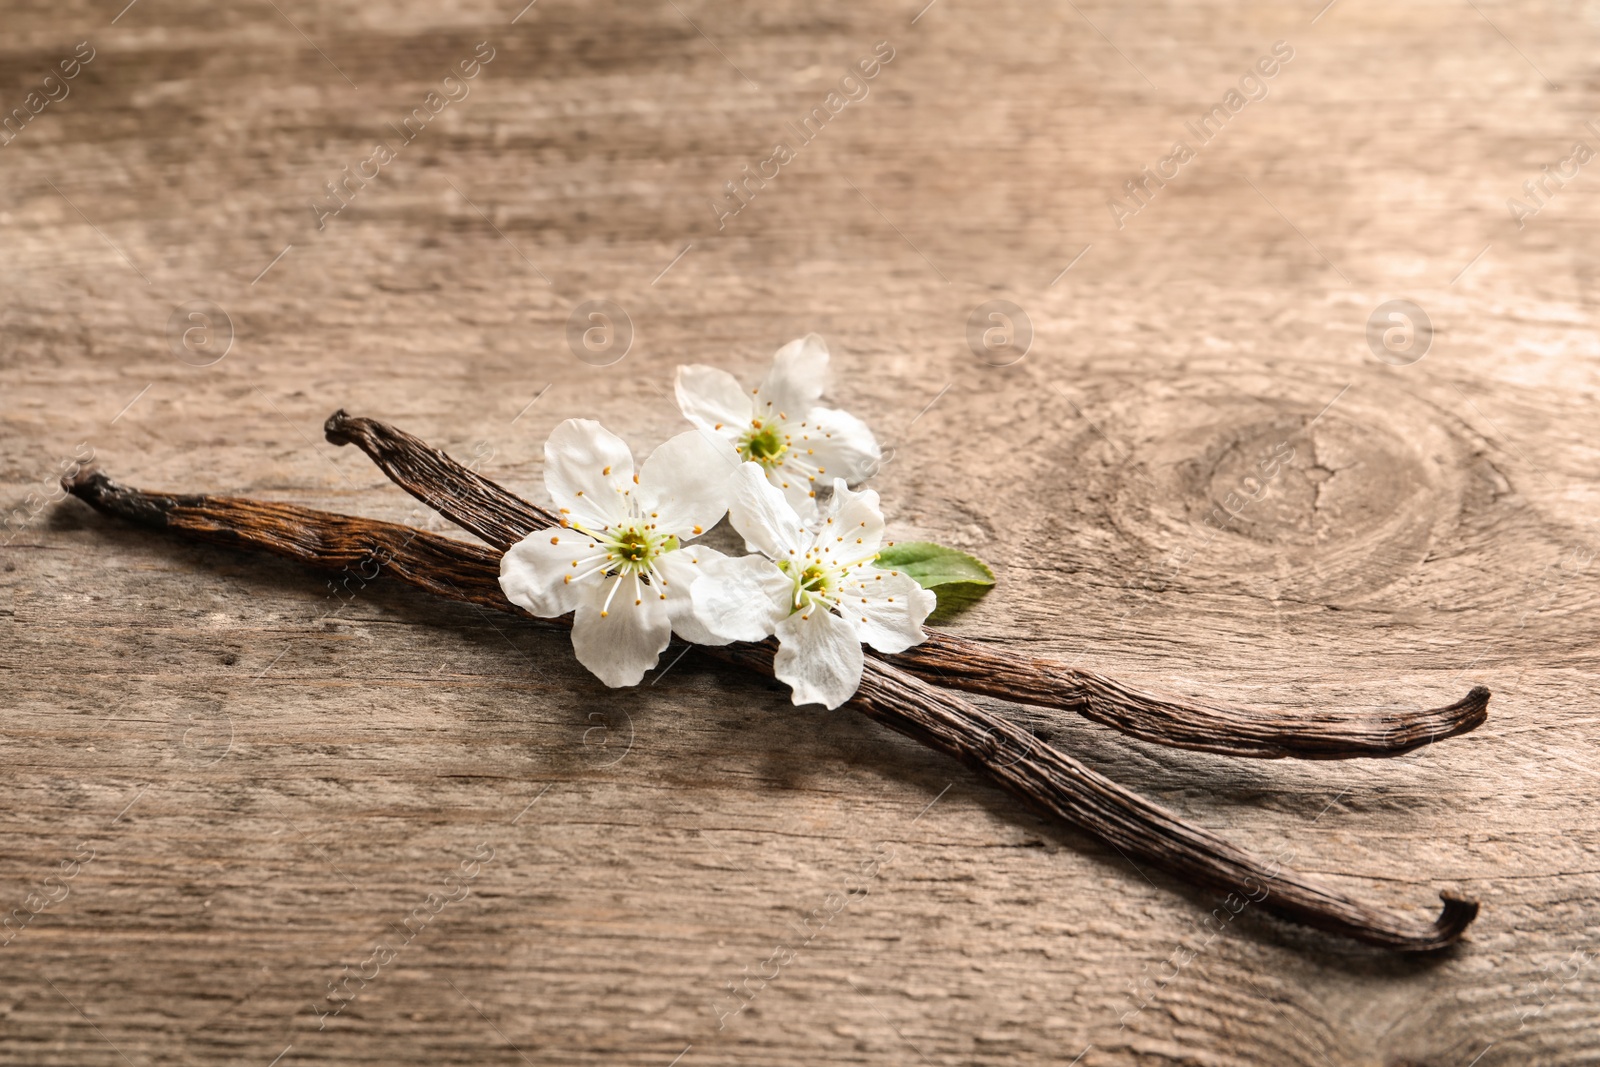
[3,1,1597,1063]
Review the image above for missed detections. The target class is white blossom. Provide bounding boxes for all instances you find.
[674,334,881,520]
[499,419,731,687]
[691,463,935,709]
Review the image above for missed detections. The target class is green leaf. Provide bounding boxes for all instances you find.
[874,541,996,591]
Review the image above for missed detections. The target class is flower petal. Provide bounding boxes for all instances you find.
[689,551,792,643]
[675,364,753,440]
[813,478,885,561]
[544,419,633,530]
[655,544,739,645]
[569,574,672,687]
[836,568,935,654]
[499,529,601,617]
[727,462,807,561]
[761,470,825,527]
[638,429,735,538]
[804,406,882,486]
[774,607,864,709]
[766,464,823,523]
[756,334,829,418]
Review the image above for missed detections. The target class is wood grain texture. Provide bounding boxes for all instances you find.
[2,0,1598,1064]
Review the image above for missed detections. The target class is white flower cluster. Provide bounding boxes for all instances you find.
[499,335,936,709]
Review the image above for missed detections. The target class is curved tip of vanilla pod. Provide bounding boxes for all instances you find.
[323,408,357,446]
[61,466,127,508]
[1413,891,1480,952]
[61,465,105,496]
[1317,889,1480,952]
[1385,685,1491,755]
[1458,684,1493,727]
[59,468,175,529]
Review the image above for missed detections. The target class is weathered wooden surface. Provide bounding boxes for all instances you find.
[3,0,1599,1063]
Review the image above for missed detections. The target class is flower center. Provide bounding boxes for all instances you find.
[584,519,675,577]
[779,553,841,614]
[737,420,789,468]
[613,528,652,563]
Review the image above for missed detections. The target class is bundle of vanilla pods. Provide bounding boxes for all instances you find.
[62,401,1489,952]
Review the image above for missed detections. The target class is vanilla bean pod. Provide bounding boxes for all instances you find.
[900,635,1488,759]
[63,469,1478,950]
[323,411,1488,761]
[63,471,514,611]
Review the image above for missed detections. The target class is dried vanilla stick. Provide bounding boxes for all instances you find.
[324,411,1488,761]
[63,468,1478,950]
